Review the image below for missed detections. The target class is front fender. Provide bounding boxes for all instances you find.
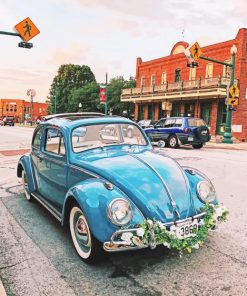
[62,179,144,243]
[17,155,36,193]
[183,166,219,209]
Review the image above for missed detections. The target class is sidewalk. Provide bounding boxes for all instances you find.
[0,279,7,296]
[205,140,247,151]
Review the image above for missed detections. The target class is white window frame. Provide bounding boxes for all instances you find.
[141,76,145,86]
[189,67,196,80]
[223,59,231,78]
[161,72,167,84]
[150,74,156,86]
[206,63,213,78]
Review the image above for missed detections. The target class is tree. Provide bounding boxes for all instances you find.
[106,76,135,117]
[70,82,105,113]
[48,64,96,113]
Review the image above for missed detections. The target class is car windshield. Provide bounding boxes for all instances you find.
[188,118,206,127]
[71,123,147,153]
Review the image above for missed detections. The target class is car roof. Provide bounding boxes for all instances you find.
[40,113,134,130]
[158,117,201,120]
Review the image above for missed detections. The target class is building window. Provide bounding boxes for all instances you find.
[141,76,145,86]
[150,74,156,86]
[206,63,213,78]
[223,59,231,78]
[161,72,167,84]
[175,69,181,82]
[14,105,17,112]
[6,104,9,111]
[189,67,196,80]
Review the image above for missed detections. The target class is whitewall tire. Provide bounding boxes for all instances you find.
[21,170,32,201]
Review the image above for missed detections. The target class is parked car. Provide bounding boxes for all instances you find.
[137,119,157,129]
[0,118,3,126]
[145,117,211,149]
[3,116,15,126]
[17,113,226,263]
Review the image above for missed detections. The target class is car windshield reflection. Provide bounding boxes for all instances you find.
[71,123,147,152]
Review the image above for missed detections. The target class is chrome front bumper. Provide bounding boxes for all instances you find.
[103,212,206,252]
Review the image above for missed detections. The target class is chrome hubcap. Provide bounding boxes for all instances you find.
[74,214,90,247]
[170,138,176,146]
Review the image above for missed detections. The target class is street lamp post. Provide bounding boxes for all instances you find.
[78,102,82,112]
[222,45,237,143]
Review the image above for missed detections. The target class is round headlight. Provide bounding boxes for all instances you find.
[108,198,133,226]
[197,181,216,203]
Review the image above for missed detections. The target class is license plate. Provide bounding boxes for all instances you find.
[188,137,194,141]
[170,220,198,239]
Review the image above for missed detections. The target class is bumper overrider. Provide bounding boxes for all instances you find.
[103,212,206,252]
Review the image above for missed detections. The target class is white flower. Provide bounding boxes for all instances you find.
[215,207,223,217]
[192,243,200,249]
[146,219,153,228]
[163,241,171,248]
[157,221,166,229]
[136,228,145,237]
[121,232,133,242]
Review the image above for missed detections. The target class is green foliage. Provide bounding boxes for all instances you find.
[49,64,96,114]
[126,204,229,255]
[105,76,135,117]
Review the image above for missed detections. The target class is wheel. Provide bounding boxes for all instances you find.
[196,126,210,142]
[69,205,103,263]
[192,143,203,149]
[21,170,32,201]
[157,140,166,148]
[168,135,179,148]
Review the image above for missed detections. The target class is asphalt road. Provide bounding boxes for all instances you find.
[0,126,247,296]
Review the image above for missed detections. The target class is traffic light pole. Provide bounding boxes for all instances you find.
[0,31,21,37]
[105,72,108,115]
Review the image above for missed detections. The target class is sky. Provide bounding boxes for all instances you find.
[0,0,246,102]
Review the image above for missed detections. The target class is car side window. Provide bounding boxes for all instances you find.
[157,119,166,127]
[164,119,175,128]
[45,128,65,156]
[32,127,42,149]
[174,118,183,127]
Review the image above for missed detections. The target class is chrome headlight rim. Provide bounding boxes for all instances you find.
[108,198,133,226]
[196,180,216,203]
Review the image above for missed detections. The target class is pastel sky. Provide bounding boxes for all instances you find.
[0,0,246,102]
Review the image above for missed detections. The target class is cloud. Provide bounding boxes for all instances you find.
[49,43,92,65]
[107,19,141,37]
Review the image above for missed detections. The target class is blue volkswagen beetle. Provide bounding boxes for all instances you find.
[17,113,227,263]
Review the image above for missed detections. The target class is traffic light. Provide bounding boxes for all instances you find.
[187,61,199,68]
[18,41,33,49]
[228,105,237,111]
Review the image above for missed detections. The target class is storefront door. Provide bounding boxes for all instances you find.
[200,102,212,126]
[216,101,227,135]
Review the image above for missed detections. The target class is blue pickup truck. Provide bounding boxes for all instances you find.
[145,117,210,149]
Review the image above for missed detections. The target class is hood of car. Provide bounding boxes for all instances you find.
[72,148,197,223]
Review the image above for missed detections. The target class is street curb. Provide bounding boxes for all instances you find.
[0,279,7,296]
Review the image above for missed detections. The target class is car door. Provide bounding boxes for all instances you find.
[38,127,68,213]
[159,118,176,140]
[148,119,166,141]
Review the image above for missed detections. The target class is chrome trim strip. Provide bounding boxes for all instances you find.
[68,164,99,178]
[39,155,65,166]
[32,193,62,222]
[129,154,180,219]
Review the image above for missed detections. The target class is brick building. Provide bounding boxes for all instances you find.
[121,28,247,141]
[0,98,48,122]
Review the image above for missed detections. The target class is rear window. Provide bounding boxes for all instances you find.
[188,118,206,127]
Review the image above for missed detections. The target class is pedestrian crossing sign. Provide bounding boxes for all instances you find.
[229,84,239,98]
[227,98,239,106]
[189,42,202,61]
[15,17,40,42]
